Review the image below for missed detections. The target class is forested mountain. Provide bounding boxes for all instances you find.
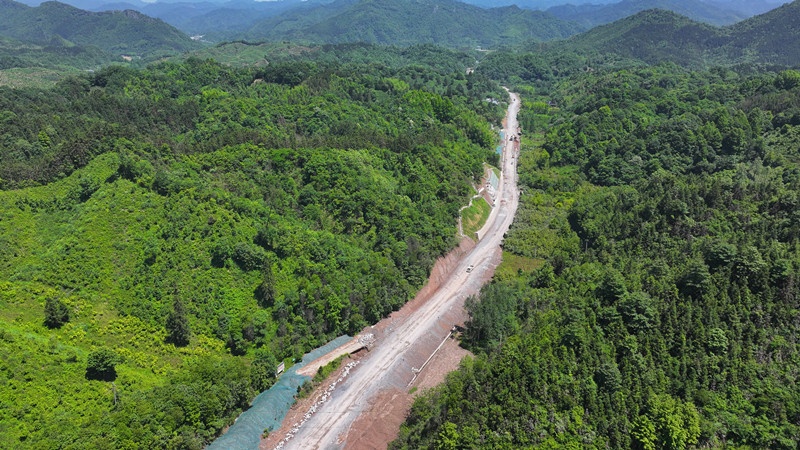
[545,0,800,68]
[0,50,506,448]
[393,62,800,450]
[461,0,572,7]
[707,0,785,16]
[242,0,583,48]
[97,0,336,41]
[0,0,199,58]
[721,0,800,66]
[0,34,110,71]
[547,0,746,27]
[461,0,782,17]
[551,9,721,67]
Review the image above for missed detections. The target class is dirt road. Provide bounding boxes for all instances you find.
[279,92,521,449]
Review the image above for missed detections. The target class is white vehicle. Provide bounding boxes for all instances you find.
[466,265,474,273]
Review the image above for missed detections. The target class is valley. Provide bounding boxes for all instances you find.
[267,91,520,449]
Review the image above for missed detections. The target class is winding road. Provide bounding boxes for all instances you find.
[281,91,521,449]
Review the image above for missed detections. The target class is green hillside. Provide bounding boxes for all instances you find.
[548,0,746,28]
[0,54,504,448]
[552,9,720,67]
[0,0,199,59]
[538,1,800,69]
[721,0,800,65]
[244,0,583,49]
[0,35,111,81]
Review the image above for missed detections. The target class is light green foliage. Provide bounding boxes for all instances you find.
[461,196,491,238]
[0,54,502,448]
[775,70,800,90]
[634,394,701,450]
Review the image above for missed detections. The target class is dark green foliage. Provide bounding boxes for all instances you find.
[255,265,276,308]
[86,348,121,381]
[394,65,800,449]
[249,349,278,392]
[43,296,69,329]
[165,297,191,347]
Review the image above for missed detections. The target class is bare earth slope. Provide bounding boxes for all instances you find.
[266,91,520,449]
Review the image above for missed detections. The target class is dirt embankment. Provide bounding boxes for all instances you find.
[261,238,481,450]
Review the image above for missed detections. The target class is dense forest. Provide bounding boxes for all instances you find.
[392,64,800,448]
[0,52,505,448]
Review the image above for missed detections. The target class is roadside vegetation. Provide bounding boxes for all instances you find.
[461,196,492,238]
[393,65,800,449]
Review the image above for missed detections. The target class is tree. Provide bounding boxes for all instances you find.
[775,70,800,90]
[435,422,460,450]
[634,394,700,450]
[255,264,276,308]
[250,349,278,392]
[618,291,657,332]
[165,298,191,347]
[86,348,121,381]
[44,297,70,329]
[678,259,712,299]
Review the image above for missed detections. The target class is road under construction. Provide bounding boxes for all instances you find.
[273,90,521,449]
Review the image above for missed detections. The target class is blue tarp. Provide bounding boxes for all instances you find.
[207,335,352,450]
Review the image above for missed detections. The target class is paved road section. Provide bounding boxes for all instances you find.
[282,92,521,449]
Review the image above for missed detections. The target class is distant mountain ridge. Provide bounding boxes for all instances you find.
[551,0,800,67]
[8,0,786,45]
[241,0,583,48]
[721,0,800,65]
[0,0,199,57]
[547,0,746,27]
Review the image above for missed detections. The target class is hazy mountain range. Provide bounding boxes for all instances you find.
[550,0,800,67]
[1,0,797,72]
[9,0,786,42]
[0,0,198,56]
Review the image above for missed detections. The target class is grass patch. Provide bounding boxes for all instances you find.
[494,251,545,281]
[0,67,80,89]
[297,354,350,399]
[190,42,315,67]
[313,354,347,383]
[461,196,491,237]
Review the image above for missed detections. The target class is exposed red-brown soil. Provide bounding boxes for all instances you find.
[343,335,472,450]
[260,237,492,450]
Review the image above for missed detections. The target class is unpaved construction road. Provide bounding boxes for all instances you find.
[279,92,521,449]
